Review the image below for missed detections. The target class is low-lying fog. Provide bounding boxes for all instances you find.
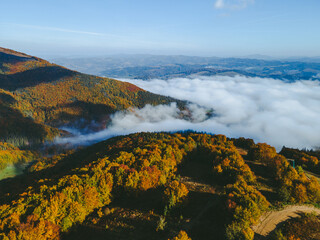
[56,75,320,150]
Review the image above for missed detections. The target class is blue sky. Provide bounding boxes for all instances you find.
[1,0,320,57]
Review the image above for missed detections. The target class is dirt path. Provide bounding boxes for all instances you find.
[252,205,320,237]
[180,176,216,194]
[180,176,220,230]
[304,170,320,182]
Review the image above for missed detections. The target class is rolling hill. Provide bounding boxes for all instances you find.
[0,47,183,146]
[0,131,320,240]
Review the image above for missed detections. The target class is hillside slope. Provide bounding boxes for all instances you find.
[0,47,183,145]
[1,132,320,240]
[0,132,265,240]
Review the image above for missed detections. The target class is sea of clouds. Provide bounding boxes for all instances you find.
[56,75,320,150]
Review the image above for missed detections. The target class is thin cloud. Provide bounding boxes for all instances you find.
[1,22,195,51]
[214,0,254,10]
[55,103,210,145]
[5,23,112,37]
[215,0,225,9]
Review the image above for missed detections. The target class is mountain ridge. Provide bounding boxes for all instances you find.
[0,47,183,146]
[51,54,320,81]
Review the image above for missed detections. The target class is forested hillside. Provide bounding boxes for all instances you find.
[0,132,319,240]
[0,47,183,171]
[0,47,182,142]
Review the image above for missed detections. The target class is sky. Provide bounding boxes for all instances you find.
[1,0,320,57]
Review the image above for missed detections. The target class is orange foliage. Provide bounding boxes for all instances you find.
[164,180,189,207]
[3,59,53,74]
[170,230,192,240]
[248,142,277,163]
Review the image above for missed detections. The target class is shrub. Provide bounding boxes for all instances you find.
[164,181,189,208]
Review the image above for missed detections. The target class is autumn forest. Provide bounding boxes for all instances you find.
[1,47,320,240]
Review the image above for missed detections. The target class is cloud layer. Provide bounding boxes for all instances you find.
[123,76,320,149]
[56,75,320,150]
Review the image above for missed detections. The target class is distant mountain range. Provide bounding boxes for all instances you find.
[52,54,320,81]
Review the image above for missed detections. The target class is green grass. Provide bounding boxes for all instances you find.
[0,163,28,180]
